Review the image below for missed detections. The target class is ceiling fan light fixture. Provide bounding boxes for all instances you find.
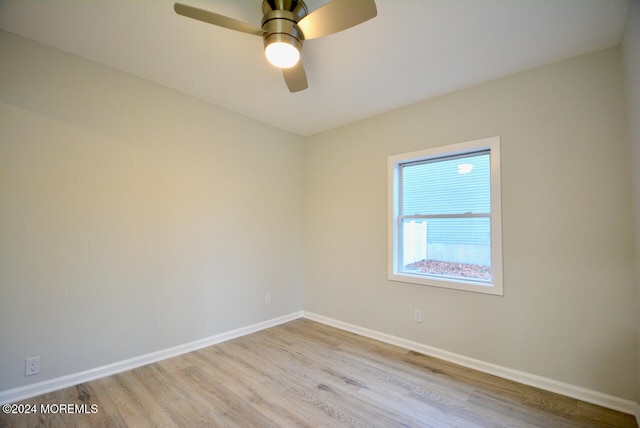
[265,41,300,68]
[174,0,378,92]
[264,33,301,68]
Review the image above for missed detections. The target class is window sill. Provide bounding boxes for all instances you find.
[388,271,503,296]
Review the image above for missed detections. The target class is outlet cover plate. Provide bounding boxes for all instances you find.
[25,356,40,376]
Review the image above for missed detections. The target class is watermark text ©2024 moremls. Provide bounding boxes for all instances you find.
[3,402,99,415]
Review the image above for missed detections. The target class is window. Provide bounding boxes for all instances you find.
[388,137,503,295]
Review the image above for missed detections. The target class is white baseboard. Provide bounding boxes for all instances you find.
[302,311,640,416]
[3,310,638,418]
[0,311,303,405]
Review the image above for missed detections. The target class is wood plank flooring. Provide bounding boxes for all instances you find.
[1,319,636,427]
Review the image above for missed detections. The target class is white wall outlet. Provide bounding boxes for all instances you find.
[414,309,423,323]
[265,292,272,305]
[25,356,40,376]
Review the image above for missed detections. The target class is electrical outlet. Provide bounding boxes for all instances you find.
[25,356,40,376]
[414,309,423,323]
[265,292,272,305]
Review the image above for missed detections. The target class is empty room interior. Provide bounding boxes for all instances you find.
[1,0,640,426]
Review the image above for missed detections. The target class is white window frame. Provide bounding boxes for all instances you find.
[388,136,503,295]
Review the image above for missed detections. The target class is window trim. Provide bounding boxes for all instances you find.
[388,136,503,295]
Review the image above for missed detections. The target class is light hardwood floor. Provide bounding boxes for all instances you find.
[1,319,637,427]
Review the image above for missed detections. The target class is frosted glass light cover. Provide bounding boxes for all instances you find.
[265,42,300,68]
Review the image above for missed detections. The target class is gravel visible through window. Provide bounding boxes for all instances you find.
[404,260,492,281]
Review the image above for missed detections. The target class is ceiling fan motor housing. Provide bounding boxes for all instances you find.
[261,0,308,52]
[262,0,308,19]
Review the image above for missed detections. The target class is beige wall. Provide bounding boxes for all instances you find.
[304,47,637,400]
[0,31,305,391]
[621,0,640,401]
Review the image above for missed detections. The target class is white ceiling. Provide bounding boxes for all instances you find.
[0,0,631,136]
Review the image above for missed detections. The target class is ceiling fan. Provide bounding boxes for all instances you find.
[174,0,377,92]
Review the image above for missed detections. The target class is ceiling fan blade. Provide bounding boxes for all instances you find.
[174,3,264,36]
[297,0,376,40]
[282,62,308,92]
